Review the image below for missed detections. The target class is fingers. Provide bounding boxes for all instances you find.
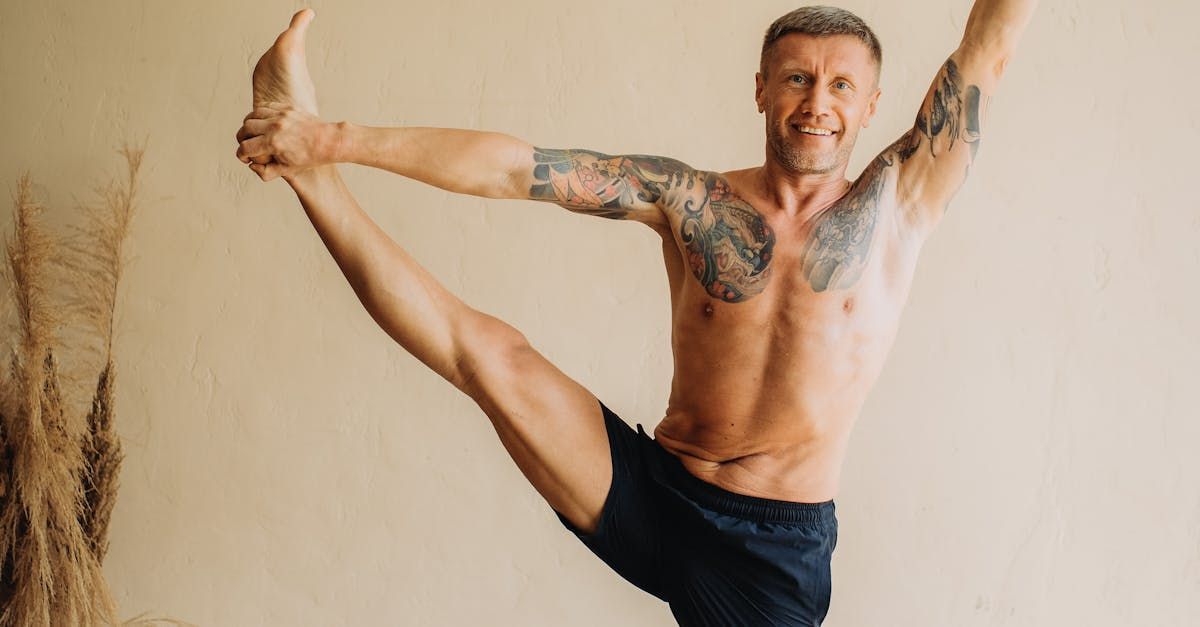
[249,161,287,182]
[235,111,283,164]
[235,110,277,164]
[235,104,299,174]
[247,102,290,116]
[235,117,271,143]
[236,135,272,165]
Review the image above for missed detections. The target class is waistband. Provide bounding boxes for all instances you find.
[637,423,836,526]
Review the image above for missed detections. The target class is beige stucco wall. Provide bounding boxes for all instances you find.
[3,0,1198,625]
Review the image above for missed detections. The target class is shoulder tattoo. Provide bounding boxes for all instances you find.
[677,173,775,302]
[531,147,776,303]
[799,156,890,292]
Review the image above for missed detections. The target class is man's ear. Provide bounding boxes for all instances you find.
[862,87,881,128]
[755,72,765,114]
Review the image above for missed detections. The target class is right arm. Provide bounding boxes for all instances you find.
[240,110,773,300]
[334,123,691,229]
[238,106,696,229]
[333,127,775,302]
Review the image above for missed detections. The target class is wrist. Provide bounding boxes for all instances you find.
[324,120,355,165]
[284,163,339,191]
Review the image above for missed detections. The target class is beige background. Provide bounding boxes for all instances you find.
[3,0,1198,625]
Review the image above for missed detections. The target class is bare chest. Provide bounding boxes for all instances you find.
[652,159,924,481]
[661,158,919,325]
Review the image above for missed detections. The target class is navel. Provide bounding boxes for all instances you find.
[842,297,855,314]
[703,302,715,318]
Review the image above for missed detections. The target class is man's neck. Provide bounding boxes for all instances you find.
[754,158,852,221]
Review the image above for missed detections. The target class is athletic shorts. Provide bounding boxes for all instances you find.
[553,400,838,626]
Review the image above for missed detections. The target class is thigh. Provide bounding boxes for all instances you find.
[453,311,611,536]
[555,412,668,601]
[668,521,836,626]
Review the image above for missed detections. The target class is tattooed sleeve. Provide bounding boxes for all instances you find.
[894,54,990,221]
[527,147,775,302]
[528,148,693,221]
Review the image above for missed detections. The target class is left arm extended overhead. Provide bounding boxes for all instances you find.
[892,0,1039,235]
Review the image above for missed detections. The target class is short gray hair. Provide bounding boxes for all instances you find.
[760,6,882,80]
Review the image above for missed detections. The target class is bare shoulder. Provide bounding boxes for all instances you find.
[793,150,905,293]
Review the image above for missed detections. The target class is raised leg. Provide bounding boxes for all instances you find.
[246,7,614,534]
[286,165,613,534]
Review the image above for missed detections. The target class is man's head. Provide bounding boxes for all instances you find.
[756,6,883,175]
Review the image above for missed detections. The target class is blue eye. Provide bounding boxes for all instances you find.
[789,75,807,84]
[835,81,851,90]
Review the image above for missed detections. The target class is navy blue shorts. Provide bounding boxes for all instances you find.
[553,400,838,626]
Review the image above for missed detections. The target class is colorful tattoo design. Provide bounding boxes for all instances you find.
[679,173,775,302]
[530,148,694,219]
[529,147,775,302]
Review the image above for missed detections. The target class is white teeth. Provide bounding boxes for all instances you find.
[798,126,834,136]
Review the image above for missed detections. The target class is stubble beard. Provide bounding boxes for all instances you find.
[766,121,853,175]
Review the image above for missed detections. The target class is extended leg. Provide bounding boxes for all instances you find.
[283,165,613,533]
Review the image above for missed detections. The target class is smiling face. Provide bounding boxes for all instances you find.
[756,33,882,175]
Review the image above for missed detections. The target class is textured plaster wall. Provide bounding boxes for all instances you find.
[2,1,1198,625]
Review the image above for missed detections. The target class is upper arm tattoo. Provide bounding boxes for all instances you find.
[528,147,693,219]
[900,58,984,166]
[894,57,987,221]
[529,147,775,302]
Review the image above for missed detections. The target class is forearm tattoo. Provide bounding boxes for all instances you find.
[799,155,888,292]
[529,147,775,302]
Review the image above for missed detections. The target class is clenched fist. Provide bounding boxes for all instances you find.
[235,103,339,181]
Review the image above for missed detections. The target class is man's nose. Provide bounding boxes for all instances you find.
[801,88,833,117]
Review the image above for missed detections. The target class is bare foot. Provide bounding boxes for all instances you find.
[252,9,319,116]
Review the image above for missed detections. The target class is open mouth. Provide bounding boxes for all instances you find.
[792,124,837,137]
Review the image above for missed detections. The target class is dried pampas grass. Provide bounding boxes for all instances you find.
[0,141,184,626]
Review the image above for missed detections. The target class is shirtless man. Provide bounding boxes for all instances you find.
[235,3,1037,624]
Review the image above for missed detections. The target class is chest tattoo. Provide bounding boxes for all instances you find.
[799,156,891,292]
[678,174,775,303]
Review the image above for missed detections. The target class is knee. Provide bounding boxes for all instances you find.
[448,313,532,396]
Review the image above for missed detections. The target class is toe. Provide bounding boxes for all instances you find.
[286,9,314,37]
[293,9,314,26]
[275,9,314,53]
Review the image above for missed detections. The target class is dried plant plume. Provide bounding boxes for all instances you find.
[0,141,185,626]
